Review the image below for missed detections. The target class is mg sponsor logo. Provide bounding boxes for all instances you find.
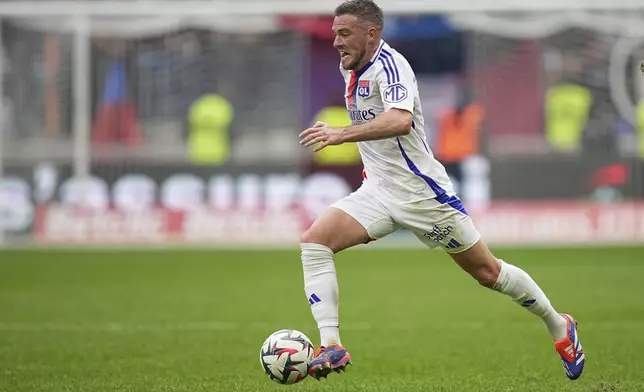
[383,83,408,103]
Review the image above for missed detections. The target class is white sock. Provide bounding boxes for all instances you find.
[492,259,567,340]
[301,243,342,347]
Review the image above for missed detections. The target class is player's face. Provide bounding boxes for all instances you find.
[332,14,370,70]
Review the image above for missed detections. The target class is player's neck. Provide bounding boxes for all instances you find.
[355,40,382,72]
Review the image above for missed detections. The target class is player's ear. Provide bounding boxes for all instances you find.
[369,27,377,39]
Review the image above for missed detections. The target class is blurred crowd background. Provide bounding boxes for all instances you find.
[1,2,644,244]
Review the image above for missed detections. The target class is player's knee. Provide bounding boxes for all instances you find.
[473,259,501,288]
[300,229,315,245]
[476,270,498,288]
[300,229,331,249]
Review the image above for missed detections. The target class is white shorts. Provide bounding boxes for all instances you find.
[330,185,481,254]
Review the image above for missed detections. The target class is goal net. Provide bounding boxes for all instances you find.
[455,11,644,154]
[1,1,643,246]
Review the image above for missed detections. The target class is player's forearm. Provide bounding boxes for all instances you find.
[340,110,412,143]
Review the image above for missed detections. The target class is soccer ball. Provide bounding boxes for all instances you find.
[259,329,314,385]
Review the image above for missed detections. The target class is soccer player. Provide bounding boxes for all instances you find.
[298,0,586,382]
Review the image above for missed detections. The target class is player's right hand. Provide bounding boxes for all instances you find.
[299,123,345,152]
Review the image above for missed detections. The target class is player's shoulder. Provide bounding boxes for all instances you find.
[378,42,410,65]
[374,41,415,82]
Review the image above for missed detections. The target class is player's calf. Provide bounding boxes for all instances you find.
[448,240,500,287]
[301,206,372,363]
[449,239,579,377]
[449,239,568,341]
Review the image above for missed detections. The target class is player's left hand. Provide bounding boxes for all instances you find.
[299,122,345,152]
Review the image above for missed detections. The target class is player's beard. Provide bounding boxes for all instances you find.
[344,50,365,71]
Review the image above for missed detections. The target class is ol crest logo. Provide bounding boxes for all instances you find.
[383,83,408,103]
[358,80,371,98]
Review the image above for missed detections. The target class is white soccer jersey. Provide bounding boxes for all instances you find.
[341,40,455,204]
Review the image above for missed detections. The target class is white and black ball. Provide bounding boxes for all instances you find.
[259,329,314,385]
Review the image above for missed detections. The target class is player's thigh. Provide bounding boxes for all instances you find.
[398,199,500,286]
[396,198,481,254]
[301,187,397,253]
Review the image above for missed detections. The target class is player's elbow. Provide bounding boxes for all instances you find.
[396,114,413,135]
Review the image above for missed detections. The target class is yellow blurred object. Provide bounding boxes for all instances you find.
[545,84,592,152]
[313,106,361,165]
[637,100,644,158]
[188,94,234,165]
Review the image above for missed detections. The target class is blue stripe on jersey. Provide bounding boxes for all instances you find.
[378,54,398,84]
[374,40,386,61]
[420,138,430,153]
[396,137,468,215]
[410,121,430,153]
[412,121,431,154]
[379,57,392,84]
[381,49,400,84]
[447,196,468,215]
[396,137,446,200]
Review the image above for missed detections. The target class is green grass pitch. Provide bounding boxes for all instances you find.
[1,246,643,392]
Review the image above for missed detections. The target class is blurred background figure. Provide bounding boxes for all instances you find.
[92,39,142,147]
[435,84,484,194]
[187,93,233,165]
[0,2,641,243]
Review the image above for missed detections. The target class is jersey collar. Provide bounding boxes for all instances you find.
[354,39,386,77]
[369,39,386,63]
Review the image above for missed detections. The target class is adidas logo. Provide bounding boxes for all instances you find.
[308,294,321,305]
[521,298,537,307]
[445,238,462,249]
